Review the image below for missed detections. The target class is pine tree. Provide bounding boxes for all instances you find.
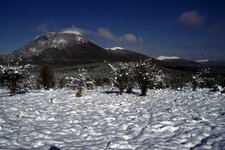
[37,64,55,89]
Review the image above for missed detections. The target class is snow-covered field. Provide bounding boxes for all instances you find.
[0,88,225,150]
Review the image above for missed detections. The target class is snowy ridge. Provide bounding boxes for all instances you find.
[156,55,181,60]
[0,88,225,149]
[106,47,125,50]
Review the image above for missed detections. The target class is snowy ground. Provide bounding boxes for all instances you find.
[0,88,225,150]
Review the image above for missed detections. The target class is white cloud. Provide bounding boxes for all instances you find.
[120,34,136,43]
[97,28,143,45]
[67,26,143,45]
[97,28,116,40]
[177,10,204,28]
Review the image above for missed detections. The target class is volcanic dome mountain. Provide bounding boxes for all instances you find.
[0,30,148,66]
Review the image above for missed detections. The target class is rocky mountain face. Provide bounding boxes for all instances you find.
[0,31,148,67]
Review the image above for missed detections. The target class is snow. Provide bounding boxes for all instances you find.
[0,88,225,149]
[33,35,41,40]
[29,47,37,52]
[106,47,125,50]
[58,39,67,44]
[75,36,87,43]
[61,30,82,36]
[156,56,181,60]
[52,38,68,48]
[195,59,209,63]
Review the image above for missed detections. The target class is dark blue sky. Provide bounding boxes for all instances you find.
[1,0,225,60]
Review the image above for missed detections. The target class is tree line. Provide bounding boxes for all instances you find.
[0,58,225,96]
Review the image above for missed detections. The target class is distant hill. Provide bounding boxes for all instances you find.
[1,31,224,70]
[105,47,148,62]
[195,59,225,68]
[156,55,203,70]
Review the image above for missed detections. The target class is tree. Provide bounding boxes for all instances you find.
[191,76,198,91]
[191,68,214,91]
[115,66,129,95]
[63,68,94,97]
[75,68,94,97]
[219,75,225,93]
[125,62,138,93]
[107,62,137,95]
[37,64,55,89]
[0,64,33,95]
[108,59,166,96]
[135,58,164,96]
